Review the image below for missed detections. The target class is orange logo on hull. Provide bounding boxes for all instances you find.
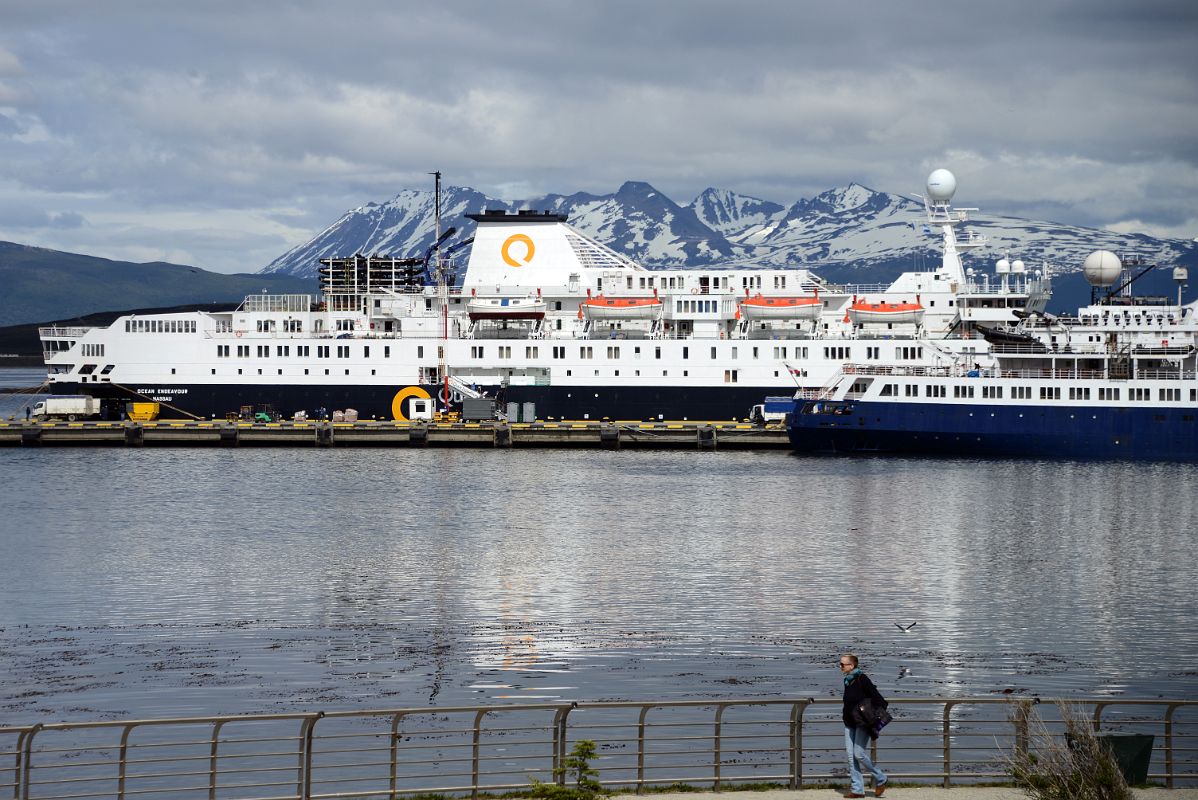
[501,234,535,267]
[391,386,432,421]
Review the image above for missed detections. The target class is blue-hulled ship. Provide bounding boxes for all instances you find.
[788,249,1197,459]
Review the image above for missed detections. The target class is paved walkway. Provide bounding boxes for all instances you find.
[642,788,1198,799]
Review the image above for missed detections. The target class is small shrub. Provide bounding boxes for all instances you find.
[1006,700,1132,800]
[528,740,604,800]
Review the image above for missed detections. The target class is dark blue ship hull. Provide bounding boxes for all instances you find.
[788,399,1198,460]
[48,380,777,422]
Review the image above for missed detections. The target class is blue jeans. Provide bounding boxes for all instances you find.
[845,725,886,794]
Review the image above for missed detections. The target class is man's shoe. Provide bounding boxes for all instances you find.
[843,794,865,798]
[874,783,887,797]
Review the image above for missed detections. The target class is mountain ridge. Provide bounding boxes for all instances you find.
[260,180,1198,283]
[0,241,310,327]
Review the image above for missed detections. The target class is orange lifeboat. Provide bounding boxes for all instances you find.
[579,293,663,321]
[737,293,822,321]
[846,295,924,325]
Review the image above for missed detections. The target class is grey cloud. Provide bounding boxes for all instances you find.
[50,211,84,228]
[0,0,1194,272]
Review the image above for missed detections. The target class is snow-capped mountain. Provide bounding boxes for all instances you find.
[261,181,1198,288]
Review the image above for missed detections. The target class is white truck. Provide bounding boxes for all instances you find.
[30,396,102,421]
[749,396,794,425]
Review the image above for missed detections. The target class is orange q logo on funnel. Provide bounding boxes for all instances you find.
[501,234,535,267]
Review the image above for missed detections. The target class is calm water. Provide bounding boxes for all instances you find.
[1,368,1196,723]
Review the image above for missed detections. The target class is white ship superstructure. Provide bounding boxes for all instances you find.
[38,171,1048,421]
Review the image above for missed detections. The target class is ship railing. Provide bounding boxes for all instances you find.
[0,697,1192,799]
[238,294,313,313]
[38,327,93,338]
[1137,369,1197,381]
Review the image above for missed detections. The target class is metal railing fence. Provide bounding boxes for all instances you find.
[1,697,1194,800]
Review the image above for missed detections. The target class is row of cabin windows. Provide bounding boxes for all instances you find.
[126,319,196,333]
[874,384,1193,403]
[211,343,935,363]
[81,344,104,357]
[676,300,720,313]
[622,275,793,292]
[218,345,392,358]
[204,366,749,383]
[861,346,924,360]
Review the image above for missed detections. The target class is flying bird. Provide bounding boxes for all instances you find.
[894,621,917,631]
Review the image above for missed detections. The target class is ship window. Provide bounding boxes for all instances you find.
[881,383,894,396]
[655,347,661,359]
[364,346,370,358]
[278,369,283,375]
[78,364,96,374]
[211,369,216,375]
[304,369,309,375]
[724,370,738,383]
[101,364,114,374]
[682,347,689,359]
[384,346,390,358]
[710,347,717,358]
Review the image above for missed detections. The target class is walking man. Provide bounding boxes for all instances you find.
[840,653,888,797]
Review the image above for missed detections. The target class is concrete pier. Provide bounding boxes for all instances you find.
[0,419,791,449]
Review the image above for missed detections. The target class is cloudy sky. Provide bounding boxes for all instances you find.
[1,0,1195,273]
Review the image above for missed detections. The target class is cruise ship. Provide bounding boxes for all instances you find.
[788,251,1198,459]
[37,170,1046,422]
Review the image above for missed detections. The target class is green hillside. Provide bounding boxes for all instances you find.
[0,241,314,327]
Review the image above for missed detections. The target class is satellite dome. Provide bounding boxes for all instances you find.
[1012,259,1026,274]
[1083,250,1122,287]
[926,169,957,201]
[996,258,1011,275]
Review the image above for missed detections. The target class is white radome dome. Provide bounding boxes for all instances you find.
[1083,250,1122,287]
[996,258,1011,274]
[1012,259,1026,274]
[926,168,957,201]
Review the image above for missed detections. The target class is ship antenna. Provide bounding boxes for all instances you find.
[431,170,449,412]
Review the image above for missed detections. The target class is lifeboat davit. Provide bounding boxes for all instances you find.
[579,294,663,320]
[846,296,924,325]
[738,293,822,321]
[467,296,547,321]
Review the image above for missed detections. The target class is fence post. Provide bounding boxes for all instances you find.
[942,701,957,789]
[16,724,40,800]
[390,712,409,800]
[1012,699,1034,760]
[790,700,810,790]
[1165,704,1177,789]
[553,704,575,787]
[713,704,726,791]
[298,712,323,800]
[636,705,652,794]
[118,723,137,800]
[472,709,489,800]
[209,720,227,800]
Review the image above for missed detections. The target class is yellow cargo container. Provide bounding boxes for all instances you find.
[126,402,160,421]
